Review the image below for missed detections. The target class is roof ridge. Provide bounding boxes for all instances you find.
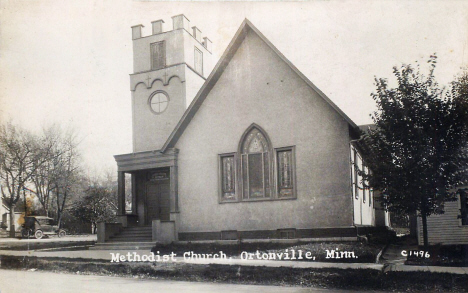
[161,18,358,152]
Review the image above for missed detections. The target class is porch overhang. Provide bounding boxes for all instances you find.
[114,148,179,219]
[114,148,179,172]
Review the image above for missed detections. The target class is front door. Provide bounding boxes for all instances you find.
[146,179,170,223]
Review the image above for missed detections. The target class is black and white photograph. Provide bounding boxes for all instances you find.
[0,1,468,292]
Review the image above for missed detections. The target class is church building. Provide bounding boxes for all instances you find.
[100,15,387,245]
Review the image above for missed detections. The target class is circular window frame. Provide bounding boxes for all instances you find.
[148,91,170,115]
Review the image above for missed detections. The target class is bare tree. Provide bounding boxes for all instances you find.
[48,126,81,228]
[30,125,61,217]
[0,123,52,237]
[31,125,82,223]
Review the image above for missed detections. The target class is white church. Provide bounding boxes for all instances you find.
[96,14,388,247]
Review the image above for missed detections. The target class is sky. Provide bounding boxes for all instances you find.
[1,0,467,176]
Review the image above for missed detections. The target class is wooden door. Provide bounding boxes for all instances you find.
[146,180,170,223]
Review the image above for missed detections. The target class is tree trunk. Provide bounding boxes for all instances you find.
[421,212,429,249]
[409,211,418,238]
[8,204,16,238]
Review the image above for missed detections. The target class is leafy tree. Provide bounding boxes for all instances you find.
[70,182,117,234]
[359,56,468,248]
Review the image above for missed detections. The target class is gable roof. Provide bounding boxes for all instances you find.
[161,19,359,152]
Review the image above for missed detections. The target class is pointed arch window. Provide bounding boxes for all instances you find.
[218,124,297,203]
[240,127,272,199]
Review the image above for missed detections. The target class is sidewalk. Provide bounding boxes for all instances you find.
[0,247,467,275]
[0,235,96,244]
[0,235,96,250]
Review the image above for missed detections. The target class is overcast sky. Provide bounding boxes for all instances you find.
[1,0,467,176]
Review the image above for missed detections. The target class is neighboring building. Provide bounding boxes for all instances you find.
[0,199,7,229]
[417,187,468,245]
[105,15,387,244]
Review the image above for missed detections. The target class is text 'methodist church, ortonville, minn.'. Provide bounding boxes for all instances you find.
[96,14,389,247]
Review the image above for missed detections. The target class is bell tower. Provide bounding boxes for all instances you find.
[130,14,213,152]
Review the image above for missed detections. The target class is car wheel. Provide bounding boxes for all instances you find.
[34,230,43,239]
[21,229,30,239]
[58,230,66,238]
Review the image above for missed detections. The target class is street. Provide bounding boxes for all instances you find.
[0,269,380,293]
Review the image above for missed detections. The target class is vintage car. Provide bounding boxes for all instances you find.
[21,216,66,239]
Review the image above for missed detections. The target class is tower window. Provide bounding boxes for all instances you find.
[151,41,166,70]
[194,47,203,75]
[149,92,169,114]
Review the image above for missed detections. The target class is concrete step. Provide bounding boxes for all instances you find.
[116,234,152,241]
[123,226,152,230]
[111,232,153,237]
[118,231,152,237]
[101,226,153,245]
[90,241,155,250]
[109,237,153,242]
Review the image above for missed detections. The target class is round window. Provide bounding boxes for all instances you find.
[149,92,169,114]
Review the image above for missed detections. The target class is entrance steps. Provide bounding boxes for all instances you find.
[90,226,155,250]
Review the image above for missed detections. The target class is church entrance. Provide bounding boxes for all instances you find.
[146,176,170,223]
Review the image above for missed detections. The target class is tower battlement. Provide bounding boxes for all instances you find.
[131,14,212,53]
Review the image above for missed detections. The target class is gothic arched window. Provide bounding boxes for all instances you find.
[239,126,272,199]
[219,124,296,203]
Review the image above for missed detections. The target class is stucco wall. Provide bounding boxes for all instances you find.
[132,77,186,152]
[185,69,206,108]
[174,30,354,233]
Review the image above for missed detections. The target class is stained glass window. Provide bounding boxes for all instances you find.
[277,149,294,198]
[219,125,297,202]
[240,127,271,199]
[221,155,236,201]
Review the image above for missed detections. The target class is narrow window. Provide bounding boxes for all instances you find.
[368,169,372,207]
[353,149,359,199]
[194,47,203,75]
[220,154,236,201]
[151,41,165,70]
[277,147,295,198]
[240,126,271,199]
[362,163,366,204]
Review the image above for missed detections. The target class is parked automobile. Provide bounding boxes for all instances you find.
[21,216,66,239]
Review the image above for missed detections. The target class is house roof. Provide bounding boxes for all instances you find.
[358,124,377,134]
[161,19,359,152]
